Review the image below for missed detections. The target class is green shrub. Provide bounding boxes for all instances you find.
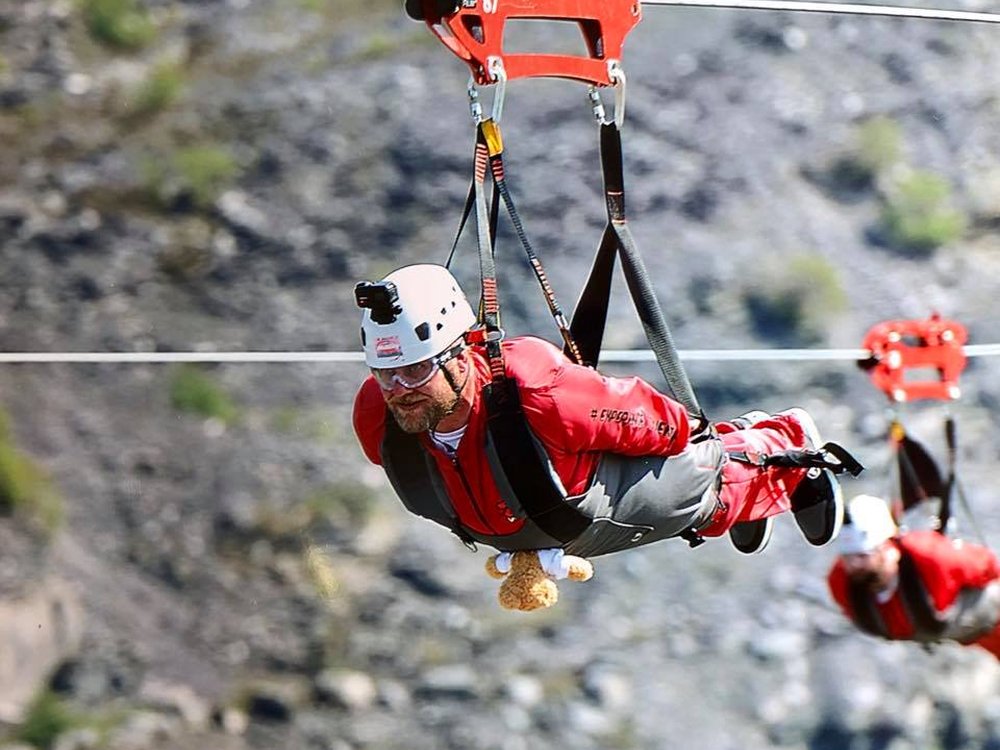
[252,482,378,544]
[268,408,338,442]
[880,170,967,255]
[142,144,239,209]
[856,116,903,175]
[176,146,238,205]
[356,33,396,62]
[303,541,338,600]
[14,691,81,749]
[81,0,155,51]
[169,366,239,424]
[13,689,124,749]
[823,116,903,194]
[743,254,847,345]
[305,481,377,527]
[0,412,63,533]
[126,62,185,119]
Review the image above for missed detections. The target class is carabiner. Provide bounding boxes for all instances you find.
[585,62,627,129]
[587,86,607,124]
[466,58,507,125]
[608,60,627,129]
[467,76,483,124]
[486,56,507,123]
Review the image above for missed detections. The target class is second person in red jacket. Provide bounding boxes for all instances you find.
[828,494,1000,659]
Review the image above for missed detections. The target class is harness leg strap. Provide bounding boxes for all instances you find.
[729,442,865,478]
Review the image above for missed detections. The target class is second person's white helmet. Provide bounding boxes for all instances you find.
[356,264,476,368]
[839,495,898,554]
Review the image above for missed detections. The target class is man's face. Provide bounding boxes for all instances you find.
[842,545,898,592]
[376,357,465,433]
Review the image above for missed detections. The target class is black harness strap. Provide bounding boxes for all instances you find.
[892,416,988,546]
[728,441,865,478]
[848,580,890,639]
[482,377,592,543]
[568,224,618,368]
[569,122,708,430]
[894,421,945,515]
[940,415,957,533]
[898,551,950,637]
[382,416,478,549]
[482,121,583,365]
[944,416,991,546]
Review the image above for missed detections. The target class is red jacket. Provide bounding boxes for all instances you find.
[828,530,1000,639]
[353,336,690,536]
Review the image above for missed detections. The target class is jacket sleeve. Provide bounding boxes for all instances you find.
[905,532,1000,611]
[352,376,388,466]
[511,338,690,457]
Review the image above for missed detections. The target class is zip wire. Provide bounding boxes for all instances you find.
[2,343,999,364]
[641,0,1000,25]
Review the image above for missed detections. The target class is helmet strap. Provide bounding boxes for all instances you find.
[434,355,471,428]
[439,355,468,401]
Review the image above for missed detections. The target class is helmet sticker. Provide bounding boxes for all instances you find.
[375,335,403,359]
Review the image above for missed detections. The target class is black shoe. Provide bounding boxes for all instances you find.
[778,408,844,547]
[728,517,773,554]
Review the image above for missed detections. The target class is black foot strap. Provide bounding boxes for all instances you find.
[729,442,865,478]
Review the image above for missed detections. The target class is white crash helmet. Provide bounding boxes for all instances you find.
[839,494,898,555]
[356,264,477,368]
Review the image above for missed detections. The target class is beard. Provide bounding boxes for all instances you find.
[848,569,884,592]
[388,391,461,433]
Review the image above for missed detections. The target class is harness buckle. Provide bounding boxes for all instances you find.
[464,327,505,346]
[679,527,706,548]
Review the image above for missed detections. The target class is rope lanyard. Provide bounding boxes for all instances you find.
[470,124,506,382]
[479,121,583,365]
[448,117,586,375]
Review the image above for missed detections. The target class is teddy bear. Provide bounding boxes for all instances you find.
[485,548,594,611]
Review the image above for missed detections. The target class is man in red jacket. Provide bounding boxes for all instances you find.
[352,264,855,563]
[828,494,1000,659]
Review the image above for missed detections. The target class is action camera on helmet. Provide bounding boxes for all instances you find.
[355,281,401,325]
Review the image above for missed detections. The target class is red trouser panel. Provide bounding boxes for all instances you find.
[972,623,1000,660]
[698,413,809,537]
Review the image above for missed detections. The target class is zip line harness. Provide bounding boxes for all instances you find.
[859,315,986,545]
[418,0,863,546]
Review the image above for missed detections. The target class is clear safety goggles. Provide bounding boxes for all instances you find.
[371,342,464,391]
[372,359,440,391]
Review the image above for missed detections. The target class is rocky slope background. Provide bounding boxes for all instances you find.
[2,1,1000,748]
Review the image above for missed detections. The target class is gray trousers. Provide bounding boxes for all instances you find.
[947,581,1000,644]
[465,437,727,556]
[562,438,726,558]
